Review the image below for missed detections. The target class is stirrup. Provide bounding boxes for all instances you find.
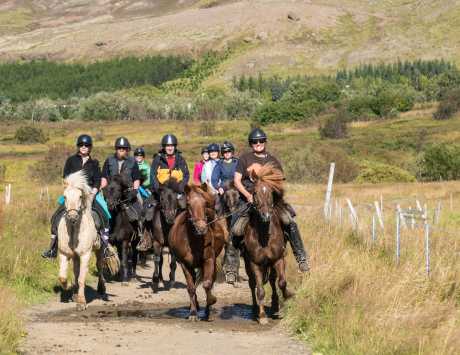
[41,249,57,259]
[298,260,310,273]
[225,271,237,285]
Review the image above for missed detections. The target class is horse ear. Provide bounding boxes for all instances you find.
[201,183,208,193]
[184,184,191,195]
[250,168,258,182]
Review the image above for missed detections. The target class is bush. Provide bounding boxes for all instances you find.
[29,144,74,183]
[319,109,348,139]
[355,161,416,183]
[417,144,460,181]
[433,88,460,120]
[14,126,48,144]
[76,92,129,121]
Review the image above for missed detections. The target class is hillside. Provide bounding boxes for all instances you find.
[0,0,459,80]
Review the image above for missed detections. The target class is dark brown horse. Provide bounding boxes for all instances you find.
[243,164,293,324]
[103,174,140,284]
[144,178,180,292]
[169,184,228,321]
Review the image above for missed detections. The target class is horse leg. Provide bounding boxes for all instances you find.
[131,239,139,279]
[252,263,268,325]
[202,257,217,321]
[158,250,165,289]
[58,253,71,302]
[151,241,162,292]
[274,258,293,300]
[96,249,107,300]
[72,256,80,303]
[168,253,177,289]
[181,264,199,321]
[269,267,280,317]
[121,239,129,285]
[75,252,91,311]
[242,252,258,318]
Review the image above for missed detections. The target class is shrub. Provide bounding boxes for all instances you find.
[319,109,348,139]
[76,92,129,121]
[355,161,416,183]
[433,88,460,120]
[29,144,73,183]
[417,144,460,181]
[14,126,48,144]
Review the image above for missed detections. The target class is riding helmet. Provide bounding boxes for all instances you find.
[221,141,235,154]
[161,134,178,147]
[201,146,209,154]
[114,136,131,150]
[134,147,145,157]
[207,143,220,153]
[248,128,267,145]
[76,134,92,147]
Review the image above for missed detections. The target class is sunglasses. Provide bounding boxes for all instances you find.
[251,139,266,145]
[78,143,91,147]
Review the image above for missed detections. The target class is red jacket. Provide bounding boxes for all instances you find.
[193,161,204,185]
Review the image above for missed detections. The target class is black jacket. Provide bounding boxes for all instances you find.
[150,151,190,193]
[63,154,101,190]
[102,155,141,184]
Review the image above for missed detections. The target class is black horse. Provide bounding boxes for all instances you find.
[144,178,180,292]
[103,174,140,284]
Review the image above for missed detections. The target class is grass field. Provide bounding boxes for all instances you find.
[0,117,459,353]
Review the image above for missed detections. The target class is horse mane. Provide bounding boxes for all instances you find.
[222,180,235,190]
[161,177,181,193]
[252,163,284,194]
[65,170,92,195]
[187,184,215,207]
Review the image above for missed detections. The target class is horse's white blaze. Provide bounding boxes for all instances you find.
[57,170,98,309]
[262,186,267,193]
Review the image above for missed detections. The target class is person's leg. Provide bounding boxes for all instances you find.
[279,204,309,273]
[42,205,66,258]
[93,201,110,251]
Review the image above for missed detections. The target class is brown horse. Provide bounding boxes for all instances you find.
[169,184,228,321]
[242,163,293,324]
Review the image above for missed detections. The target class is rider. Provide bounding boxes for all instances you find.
[100,137,142,225]
[134,147,151,199]
[149,134,190,208]
[193,146,210,185]
[232,128,310,273]
[211,141,240,285]
[201,143,220,194]
[42,134,110,258]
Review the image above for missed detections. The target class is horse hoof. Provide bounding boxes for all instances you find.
[188,314,199,322]
[158,280,165,289]
[121,281,129,287]
[258,317,269,325]
[207,295,217,307]
[76,303,87,311]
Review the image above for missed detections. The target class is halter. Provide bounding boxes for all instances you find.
[64,192,86,218]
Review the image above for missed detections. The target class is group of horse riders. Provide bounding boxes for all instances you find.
[42,128,310,282]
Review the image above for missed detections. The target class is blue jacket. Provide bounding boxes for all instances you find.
[211,158,238,190]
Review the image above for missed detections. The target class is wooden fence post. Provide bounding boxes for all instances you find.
[323,162,335,221]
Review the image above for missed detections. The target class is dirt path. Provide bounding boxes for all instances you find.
[19,255,310,355]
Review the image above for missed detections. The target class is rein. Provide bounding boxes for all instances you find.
[205,201,251,226]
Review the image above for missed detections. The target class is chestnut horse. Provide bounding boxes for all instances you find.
[169,184,228,321]
[242,163,293,324]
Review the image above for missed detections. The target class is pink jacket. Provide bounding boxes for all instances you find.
[193,161,204,185]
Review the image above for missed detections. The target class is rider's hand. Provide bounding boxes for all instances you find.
[246,193,254,204]
[218,187,224,195]
[91,188,98,195]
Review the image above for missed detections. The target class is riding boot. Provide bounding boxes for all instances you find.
[223,235,240,285]
[286,222,310,273]
[42,234,58,259]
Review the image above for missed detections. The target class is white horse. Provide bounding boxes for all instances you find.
[57,170,106,310]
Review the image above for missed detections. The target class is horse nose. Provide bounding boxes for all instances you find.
[263,212,271,222]
[195,221,208,235]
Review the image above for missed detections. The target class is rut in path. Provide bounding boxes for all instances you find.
[19,255,310,355]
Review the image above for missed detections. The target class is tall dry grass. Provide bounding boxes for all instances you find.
[284,182,460,355]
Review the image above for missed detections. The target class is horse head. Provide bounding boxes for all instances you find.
[222,180,240,213]
[104,174,130,210]
[63,171,91,226]
[250,163,284,224]
[184,184,214,236]
[159,178,180,225]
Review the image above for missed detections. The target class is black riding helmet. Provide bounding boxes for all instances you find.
[207,143,220,153]
[76,134,92,147]
[161,134,178,147]
[221,141,235,154]
[134,147,145,157]
[201,146,209,154]
[248,128,267,145]
[114,136,131,150]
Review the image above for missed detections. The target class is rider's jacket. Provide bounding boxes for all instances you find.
[63,153,101,190]
[102,155,141,185]
[137,160,151,188]
[150,151,190,194]
[235,151,283,190]
[211,157,238,190]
